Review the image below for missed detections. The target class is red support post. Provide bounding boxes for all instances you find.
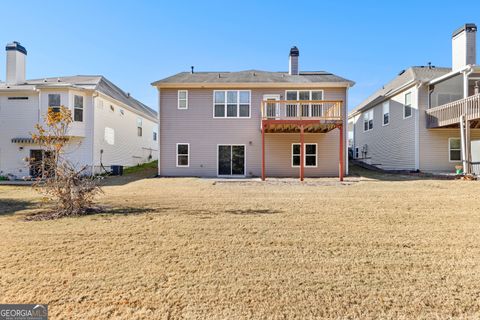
[261,121,266,181]
[339,124,344,182]
[300,125,304,182]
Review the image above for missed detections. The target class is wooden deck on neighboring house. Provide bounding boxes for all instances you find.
[260,100,344,181]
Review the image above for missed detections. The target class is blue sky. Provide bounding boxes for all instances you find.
[0,1,478,111]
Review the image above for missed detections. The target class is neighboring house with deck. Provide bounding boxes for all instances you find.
[152,47,354,180]
[349,24,480,174]
[0,42,158,179]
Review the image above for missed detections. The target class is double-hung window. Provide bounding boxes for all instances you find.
[363,109,373,131]
[382,101,389,126]
[176,143,189,167]
[178,90,188,109]
[48,94,61,113]
[292,143,317,167]
[74,95,84,122]
[404,92,412,118]
[137,118,143,137]
[449,138,461,162]
[153,129,158,141]
[214,90,250,118]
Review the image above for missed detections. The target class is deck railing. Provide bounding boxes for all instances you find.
[261,100,343,121]
[426,94,480,128]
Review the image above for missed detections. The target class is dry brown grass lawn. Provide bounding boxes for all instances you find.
[1,169,480,319]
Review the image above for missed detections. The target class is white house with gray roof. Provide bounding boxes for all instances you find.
[152,47,354,180]
[0,42,158,179]
[349,24,480,174]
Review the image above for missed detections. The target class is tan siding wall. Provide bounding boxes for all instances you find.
[159,87,347,177]
[353,87,417,170]
[418,86,480,172]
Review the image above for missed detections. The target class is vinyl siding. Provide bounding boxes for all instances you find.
[0,90,93,178]
[418,86,480,172]
[159,87,347,177]
[92,96,158,170]
[353,87,417,170]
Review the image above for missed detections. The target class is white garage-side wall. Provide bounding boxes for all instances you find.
[92,95,158,172]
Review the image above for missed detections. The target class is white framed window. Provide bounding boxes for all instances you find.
[404,92,412,119]
[110,105,115,112]
[119,109,125,116]
[213,90,250,118]
[448,138,461,162]
[74,95,83,122]
[153,128,158,141]
[137,118,143,137]
[176,143,190,167]
[178,90,188,109]
[292,143,317,167]
[363,109,374,132]
[382,101,389,126]
[48,94,61,113]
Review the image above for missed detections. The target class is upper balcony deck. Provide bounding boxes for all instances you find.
[426,94,480,128]
[261,100,343,133]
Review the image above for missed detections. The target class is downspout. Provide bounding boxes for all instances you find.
[91,92,97,176]
[345,86,349,176]
[36,88,41,123]
[462,66,474,99]
[414,81,422,171]
[157,88,161,176]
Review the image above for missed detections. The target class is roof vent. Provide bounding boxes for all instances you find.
[57,78,61,82]
[191,66,194,74]
[43,79,47,82]
[398,69,406,75]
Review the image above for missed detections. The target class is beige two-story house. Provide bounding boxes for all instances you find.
[349,24,480,174]
[152,47,354,180]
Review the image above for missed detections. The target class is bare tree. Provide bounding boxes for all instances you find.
[29,106,102,219]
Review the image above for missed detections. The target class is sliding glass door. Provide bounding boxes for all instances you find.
[218,145,245,176]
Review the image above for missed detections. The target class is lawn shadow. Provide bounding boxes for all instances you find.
[349,163,457,182]
[225,208,282,215]
[0,199,35,216]
[97,206,168,216]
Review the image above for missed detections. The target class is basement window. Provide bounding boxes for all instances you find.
[449,138,461,162]
[292,143,317,167]
[176,143,189,167]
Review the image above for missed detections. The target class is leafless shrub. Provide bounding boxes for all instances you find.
[29,106,102,220]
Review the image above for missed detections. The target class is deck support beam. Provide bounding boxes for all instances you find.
[261,121,266,181]
[300,125,304,182]
[339,124,344,182]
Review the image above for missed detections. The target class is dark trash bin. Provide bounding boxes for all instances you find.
[111,165,124,176]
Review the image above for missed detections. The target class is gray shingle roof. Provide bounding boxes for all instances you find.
[152,70,354,86]
[0,75,157,119]
[349,66,451,117]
